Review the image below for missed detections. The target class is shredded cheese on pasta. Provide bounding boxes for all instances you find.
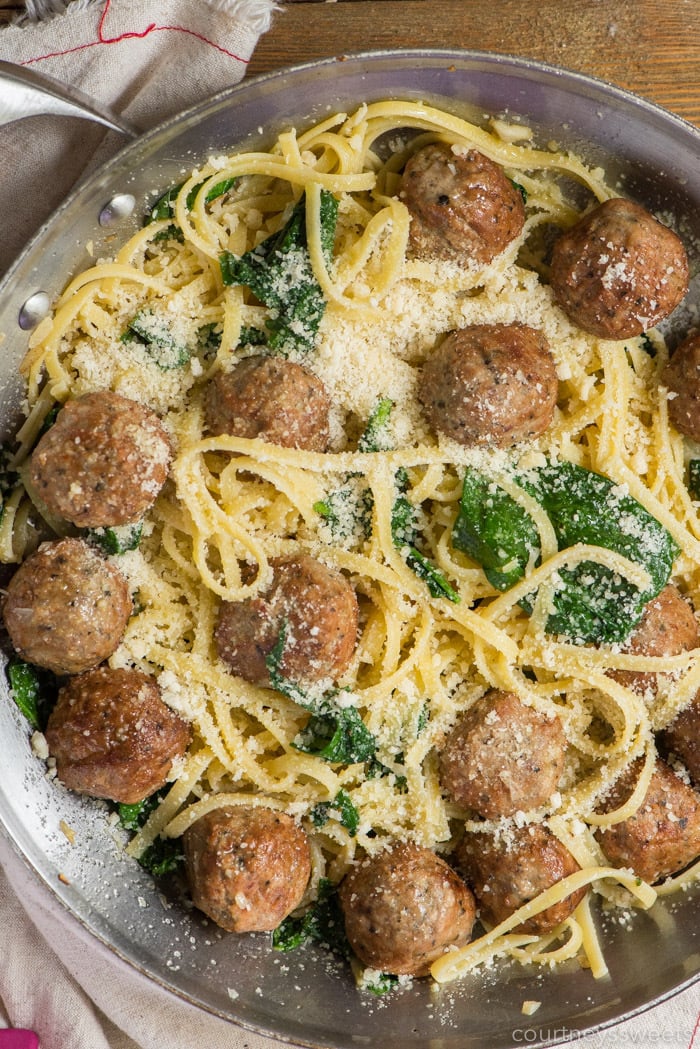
[5,99,700,987]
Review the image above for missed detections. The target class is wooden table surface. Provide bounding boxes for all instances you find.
[0,0,698,129]
[247,0,700,128]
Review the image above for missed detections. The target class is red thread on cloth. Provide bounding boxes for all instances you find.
[688,1010,700,1049]
[21,0,249,65]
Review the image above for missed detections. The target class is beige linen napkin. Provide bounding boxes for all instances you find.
[0,0,277,275]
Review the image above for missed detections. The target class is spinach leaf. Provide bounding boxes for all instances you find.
[272,878,400,995]
[358,396,395,453]
[314,482,373,544]
[137,837,185,877]
[295,705,377,765]
[145,176,237,242]
[273,878,349,955]
[88,521,143,556]
[219,189,339,356]
[123,310,191,370]
[310,789,360,836]
[452,459,678,644]
[391,469,460,603]
[117,789,185,876]
[453,466,539,592]
[6,656,57,731]
[265,623,377,766]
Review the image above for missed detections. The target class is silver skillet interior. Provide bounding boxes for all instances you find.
[1,49,700,1049]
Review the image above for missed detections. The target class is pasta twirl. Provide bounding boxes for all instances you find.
[4,99,700,988]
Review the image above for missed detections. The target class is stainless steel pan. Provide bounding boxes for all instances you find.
[1,49,699,1049]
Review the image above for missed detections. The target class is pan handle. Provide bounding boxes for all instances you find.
[0,60,139,138]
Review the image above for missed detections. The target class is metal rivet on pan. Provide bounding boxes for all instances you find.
[99,192,136,227]
[18,291,51,331]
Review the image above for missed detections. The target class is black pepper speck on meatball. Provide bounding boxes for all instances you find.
[595,757,700,883]
[183,805,311,933]
[205,356,331,452]
[215,554,358,686]
[45,666,191,804]
[608,585,698,697]
[3,538,132,675]
[29,390,171,528]
[439,689,567,819]
[400,143,525,265]
[419,323,558,447]
[662,332,700,443]
[456,824,587,935]
[550,198,689,340]
[338,841,476,976]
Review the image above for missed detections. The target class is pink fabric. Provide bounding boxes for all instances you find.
[0,1033,40,1049]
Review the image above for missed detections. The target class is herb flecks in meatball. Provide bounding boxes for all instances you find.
[184,806,311,933]
[595,758,700,883]
[662,332,700,443]
[456,823,586,935]
[550,198,689,340]
[45,666,191,804]
[205,356,331,452]
[215,554,358,687]
[29,390,171,529]
[400,143,525,265]
[419,323,558,447]
[439,689,567,819]
[3,538,132,675]
[338,841,476,976]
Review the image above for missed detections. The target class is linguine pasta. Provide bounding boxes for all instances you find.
[4,99,700,987]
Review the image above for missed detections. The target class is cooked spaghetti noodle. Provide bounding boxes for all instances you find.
[4,99,700,987]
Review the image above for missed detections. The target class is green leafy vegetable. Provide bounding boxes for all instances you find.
[219,189,339,355]
[688,460,700,501]
[264,623,377,766]
[273,878,350,955]
[116,789,185,876]
[310,789,360,836]
[295,705,377,765]
[6,656,57,731]
[123,310,191,370]
[88,521,143,555]
[314,482,372,543]
[453,466,538,592]
[452,459,678,643]
[391,470,460,603]
[358,396,395,453]
[137,837,185,877]
[272,879,399,995]
[145,176,238,242]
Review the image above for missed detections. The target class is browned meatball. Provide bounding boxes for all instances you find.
[595,757,700,883]
[183,805,311,933]
[400,143,525,265]
[29,390,171,528]
[44,667,191,804]
[550,198,689,340]
[419,323,558,447]
[204,356,331,452]
[662,332,700,443]
[338,841,476,976]
[439,689,567,819]
[456,824,587,935]
[608,585,698,697]
[215,554,358,687]
[3,538,132,675]
[661,691,700,785]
